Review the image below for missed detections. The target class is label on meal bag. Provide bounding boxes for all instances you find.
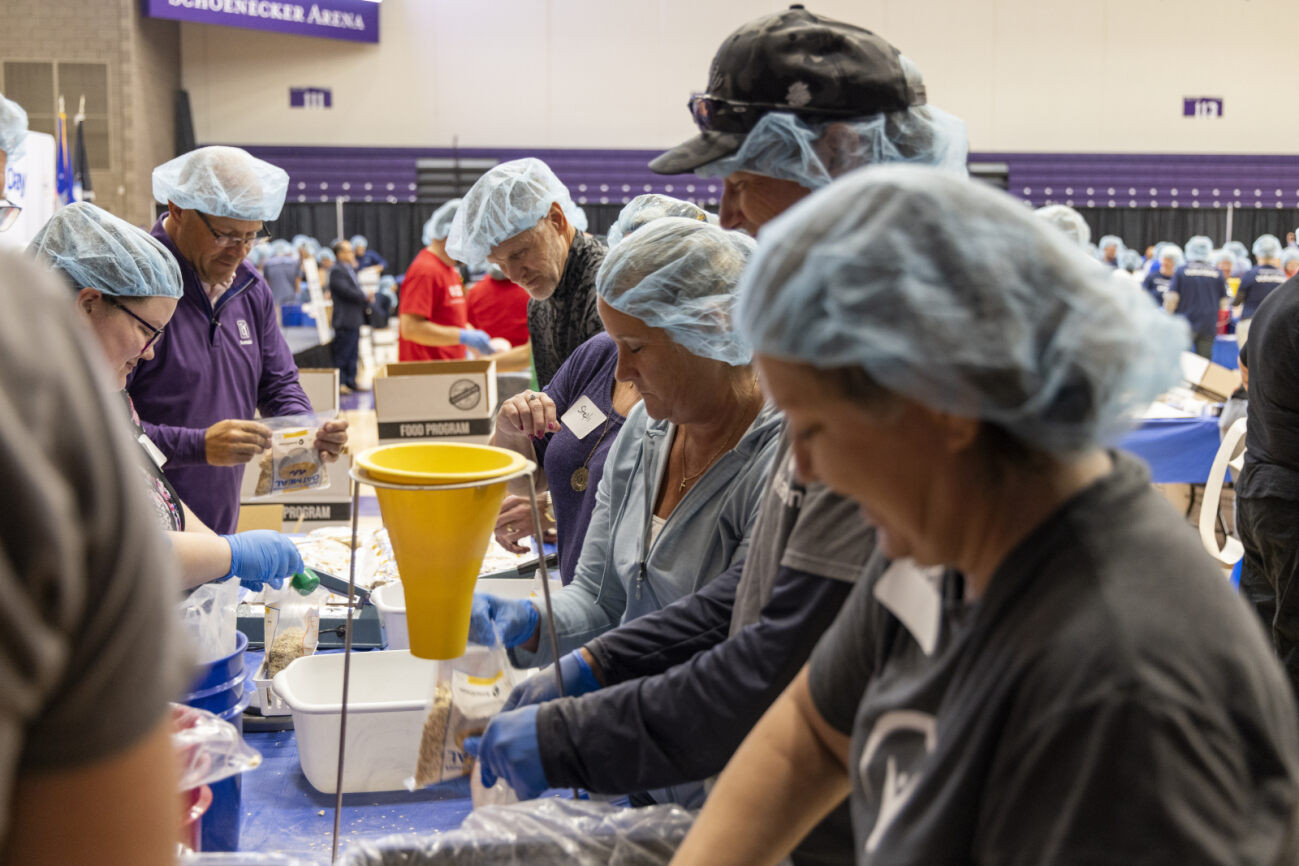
[263,604,321,679]
[253,414,332,498]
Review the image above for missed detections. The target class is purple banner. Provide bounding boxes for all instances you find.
[1183,97,1223,118]
[143,0,379,44]
[290,87,332,108]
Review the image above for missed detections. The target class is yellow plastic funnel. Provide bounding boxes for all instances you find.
[356,443,530,659]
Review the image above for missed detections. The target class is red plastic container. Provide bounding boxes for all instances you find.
[179,784,213,852]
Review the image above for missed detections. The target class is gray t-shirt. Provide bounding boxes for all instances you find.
[0,252,188,850]
[730,432,874,633]
[809,453,1299,865]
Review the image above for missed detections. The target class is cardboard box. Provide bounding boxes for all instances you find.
[373,359,497,444]
[1180,352,1241,403]
[237,367,352,530]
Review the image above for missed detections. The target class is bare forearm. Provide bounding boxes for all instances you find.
[400,314,462,347]
[670,670,851,866]
[169,531,233,589]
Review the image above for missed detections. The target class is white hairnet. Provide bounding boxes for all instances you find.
[1097,234,1124,252]
[152,146,288,222]
[597,217,756,366]
[1185,236,1214,262]
[1284,248,1299,267]
[271,239,294,257]
[1224,240,1249,260]
[316,248,334,265]
[28,202,182,299]
[1253,234,1282,259]
[738,165,1188,455]
[1119,249,1143,271]
[1211,248,1235,267]
[445,159,588,265]
[1159,244,1184,266]
[423,198,462,246]
[606,194,716,248]
[1034,205,1091,247]
[0,92,28,161]
[694,105,967,190]
[350,234,367,249]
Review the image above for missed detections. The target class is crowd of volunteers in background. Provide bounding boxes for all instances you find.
[2,4,1299,865]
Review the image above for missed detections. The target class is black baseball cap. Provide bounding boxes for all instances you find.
[650,5,924,175]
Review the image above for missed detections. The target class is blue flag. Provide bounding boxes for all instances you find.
[55,100,75,206]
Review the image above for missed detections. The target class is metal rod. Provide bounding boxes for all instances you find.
[524,475,580,800]
[331,476,363,863]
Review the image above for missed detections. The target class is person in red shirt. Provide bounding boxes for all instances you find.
[467,262,532,368]
[398,198,492,361]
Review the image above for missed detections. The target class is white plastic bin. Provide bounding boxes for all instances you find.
[372,577,551,651]
[272,650,438,793]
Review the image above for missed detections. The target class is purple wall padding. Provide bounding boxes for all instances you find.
[234,144,1299,211]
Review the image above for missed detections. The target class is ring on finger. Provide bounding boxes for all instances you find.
[525,393,538,401]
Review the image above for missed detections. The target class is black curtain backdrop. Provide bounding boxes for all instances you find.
[1075,207,1299,252]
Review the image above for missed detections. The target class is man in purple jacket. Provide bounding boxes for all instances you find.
[128,146,348,533]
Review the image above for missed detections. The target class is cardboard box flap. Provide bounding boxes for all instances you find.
[1180,351,1241,402]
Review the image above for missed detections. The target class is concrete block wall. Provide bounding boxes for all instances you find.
[0,0,179,225]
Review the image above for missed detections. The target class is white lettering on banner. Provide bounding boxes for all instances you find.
[307,4,364,30]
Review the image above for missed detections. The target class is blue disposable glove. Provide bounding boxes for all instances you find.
[468,593,539,648]
[501,650,602,712]
[222,530,301,592]
[463,705,547,799]
[458,327,494,354]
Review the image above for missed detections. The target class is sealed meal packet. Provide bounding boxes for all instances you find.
[407,640,518,792]
[251,412,336,499]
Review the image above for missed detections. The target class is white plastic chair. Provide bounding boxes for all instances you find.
[1198,417,1246,567]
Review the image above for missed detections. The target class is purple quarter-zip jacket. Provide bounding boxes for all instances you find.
[127,216,311,533]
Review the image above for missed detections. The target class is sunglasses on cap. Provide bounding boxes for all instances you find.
[688,92,861,135]
[0,197,21,233]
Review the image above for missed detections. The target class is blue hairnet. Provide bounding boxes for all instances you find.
[1185,236,1214,262]
[1283,248,1299,267]
[1158,244,1184,266]
[1097,234,1124,252]
[1211,248,1235,267]
[350,234,367,249]
[423,198,462,246]
[1253,234,1282,259]
[152,146,288,222]
[247,243,269,266]
[1224,240,1249,260]
[695,56,967,188]
[0,92,28,161]
[597,217,756,365]
[1119,249,1143,271]
[445,158,588,265]
[271,239,294,257]
[737,165,1188,455]
[28,202,182,299]
[316,248,335,265]
[1034,205,1091,247]
[606,194,717,248]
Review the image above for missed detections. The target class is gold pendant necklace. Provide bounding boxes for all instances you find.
[571,416,615,492]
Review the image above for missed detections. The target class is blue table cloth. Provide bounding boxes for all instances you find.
[1119,416,1223,484]
[1212,335,1239,370]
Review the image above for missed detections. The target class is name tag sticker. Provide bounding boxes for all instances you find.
[560,395,607,440]
[873,560,943,655]
[139,433,168,469]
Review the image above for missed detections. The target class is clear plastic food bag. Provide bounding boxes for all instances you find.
[408,641,517,790]
[178,578,240,665]
[171,704,263,791]
[263,588,321,679]
[250,412,336,499]
[338,799,696,866]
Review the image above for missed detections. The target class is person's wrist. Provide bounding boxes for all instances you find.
[220,535,238,579]
[564,649,601,694]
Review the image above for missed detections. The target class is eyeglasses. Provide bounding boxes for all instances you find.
[195,210,268,249]
[0,197,21,233]
[687,92,861,134]
[104,295,165,352]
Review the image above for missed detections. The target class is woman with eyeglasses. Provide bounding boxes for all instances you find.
[29,202,303,593]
